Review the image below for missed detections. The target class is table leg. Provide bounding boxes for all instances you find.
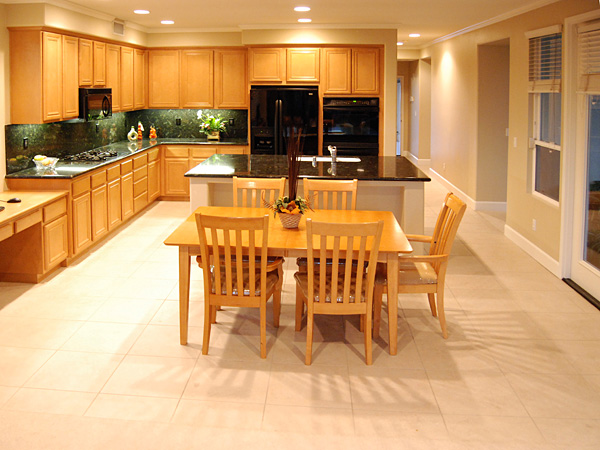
[387,253,398,355]
[179,246,191,345]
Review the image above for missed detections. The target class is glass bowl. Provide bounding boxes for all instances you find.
[33,157,58,170]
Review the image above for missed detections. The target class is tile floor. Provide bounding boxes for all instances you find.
[1,180,600,449]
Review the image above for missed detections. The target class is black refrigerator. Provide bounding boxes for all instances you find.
[250,86,319,155]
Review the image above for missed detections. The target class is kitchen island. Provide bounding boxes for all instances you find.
[185,154,430,234]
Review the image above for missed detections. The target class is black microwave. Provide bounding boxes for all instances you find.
[79,88,112,121]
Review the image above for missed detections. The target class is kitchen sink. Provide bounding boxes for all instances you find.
[298,156,361,162]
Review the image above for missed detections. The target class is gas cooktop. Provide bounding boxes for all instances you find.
[61,149,118,162]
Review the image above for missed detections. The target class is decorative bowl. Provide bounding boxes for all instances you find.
[33,157,59,170]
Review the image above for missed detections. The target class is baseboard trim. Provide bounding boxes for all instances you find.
[504,224,561,277]
[563,278,600,311]
[403,152,431,172]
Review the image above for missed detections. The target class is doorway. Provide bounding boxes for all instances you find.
[397,77,403,156]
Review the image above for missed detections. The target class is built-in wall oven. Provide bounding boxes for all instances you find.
[322,97,379,156]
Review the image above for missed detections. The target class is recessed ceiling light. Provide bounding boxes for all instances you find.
[409,33,421,38]
[294,6,311,12]
[161,20,174,25]
[298,18,312,23]
[134,10,150,15]
[397,42,404,46]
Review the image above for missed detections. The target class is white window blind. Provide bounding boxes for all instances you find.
[528,32,562,93]
[578,21,600,94]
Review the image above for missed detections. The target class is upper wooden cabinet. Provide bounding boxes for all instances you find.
[62,35,79,119]
[42,32,63,122]
[106,44,121,112]
[120,46,134,111]
[149,49,180,108]
[93,41,106,86]
[249,48,285,82]
[78,39,93,86]
[215,49,248,108]
[134,49,147,110]
[181,49,214,108]
[322,47,380,95]
[286,48,320,83]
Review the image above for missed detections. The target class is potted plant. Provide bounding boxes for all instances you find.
[197,110,228,140]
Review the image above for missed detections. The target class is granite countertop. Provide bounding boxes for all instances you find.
[6,138,249,179]
[185,155,431,182]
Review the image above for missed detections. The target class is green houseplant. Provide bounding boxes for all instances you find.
[197,110,228,140]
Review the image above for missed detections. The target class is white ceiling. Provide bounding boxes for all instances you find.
[7,0,562,48]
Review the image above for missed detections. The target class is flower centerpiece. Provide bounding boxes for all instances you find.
[197,110,228,140]
[264,128,312,228]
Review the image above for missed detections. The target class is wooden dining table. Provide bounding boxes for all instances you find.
[163,206,413,355]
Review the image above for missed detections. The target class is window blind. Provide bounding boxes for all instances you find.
[528,32,562,93]
[578,21,600,94]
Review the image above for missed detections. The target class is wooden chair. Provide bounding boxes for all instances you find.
[373,192,466,339]
[294,218,383,365]
[303,178,358,210]
[195,213,281,358]
[233,176,286,208]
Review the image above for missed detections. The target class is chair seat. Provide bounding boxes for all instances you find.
[211,268,279,296]
[197,255,283,272]
[294,271,369,303]
[375,260,438,286]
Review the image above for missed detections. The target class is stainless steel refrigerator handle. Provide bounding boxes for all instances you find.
[274,99,281,155]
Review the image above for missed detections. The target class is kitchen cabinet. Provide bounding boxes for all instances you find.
[107,178,122,230]
[91,185,108,240]
[163,146,190,198]
[93,41,106,86]
[353,47,380,94]
[286,48,320,82]
[322,47,380,95]
[120,46,134,111]
[214,49,248,108]
[78,38,93,86]
[42,32,63,122]
[149,49,180,108]
[133,153,149,212]
[322,48,352,94]
[134,48,148,109]
[43,213,68,272]
[249,48,285,82]
[106,44,121,112]
[62,35,79,119]
[121,159,134,220]
[147,148,161,202]
[72,192,92,254]
[181,49,214,108]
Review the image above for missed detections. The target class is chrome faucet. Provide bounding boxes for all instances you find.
[327,145,337,162]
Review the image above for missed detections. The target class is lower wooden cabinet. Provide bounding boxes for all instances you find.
[72,193,92,254]
[107,178,122,230]
[43,215,68,272]
[121,172,134,221]
[148,160,160,201]
[163,158,190,197]
[91,185,108,241]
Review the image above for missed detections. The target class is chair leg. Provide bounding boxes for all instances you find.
[210,305,217,324]
[305,311,314,365]
[436,286,448,339]
[260,301,267,358]
[202,301,212,355]
[359,315,365,332]
[372,285,384,339]
[364,312,373,365]
[295,284,305,331]
[427,293,437,317]
[272,291,281,329]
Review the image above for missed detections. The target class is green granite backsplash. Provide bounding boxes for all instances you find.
[5,109,248,173]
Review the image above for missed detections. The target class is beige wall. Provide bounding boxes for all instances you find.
[396,61,411,153]
[0,4,8,190]
[423,0,597,260]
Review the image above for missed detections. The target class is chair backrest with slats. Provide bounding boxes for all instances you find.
[429,193,467,261]
[233,176,286,208]
[195,213,269,303]
[303,179,358,210]
[305,218,383,306]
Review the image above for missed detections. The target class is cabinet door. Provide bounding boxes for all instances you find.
[286,48,320,83]
[148,160,160,201]
[72,193,92,254]
[214,50,247,108]
[149,50,180,108]
[120,46,134,111]
[43,215,68,271]
[249,48,285,82]
[121,172,134,221]
[352,48,380,95]
[322,48,351,94]
[78,38,93,86]
[91,185,108,241]
[93,41,106,86]
[106,44,121,112]
[62,35,79,119]
[42,32,62,122]
[134,49,147,109]
[107,178,122,230]
[163,159,190,196]
[181,49,213,108]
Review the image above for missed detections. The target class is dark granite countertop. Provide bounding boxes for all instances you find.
[185,155,431,182]
[6,138,249,179]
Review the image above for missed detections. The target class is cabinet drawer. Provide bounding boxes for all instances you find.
[0,222,13,242]
[133,177,148,197]
[72,176,91,197]
[121,159,133,175]
[133,166,147,181]
[15,210,42,233]
[191,146,217,158]
[107,164,120,181]
[43,198,67,223]
[91,171,106,189]
[134,192,147,212]
[133,153,148,169]
[217,146,246,155]
[164,146,189,158]
[148,148,160,161]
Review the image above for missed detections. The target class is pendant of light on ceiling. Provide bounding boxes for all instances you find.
[294,6,311,23]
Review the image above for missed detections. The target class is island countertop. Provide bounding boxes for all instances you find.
[185,154,431,182]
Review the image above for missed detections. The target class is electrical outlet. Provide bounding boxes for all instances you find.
[532,219,537,231]
[23,137,28,149]
[229,118,235,126]
[176,118,182,126]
